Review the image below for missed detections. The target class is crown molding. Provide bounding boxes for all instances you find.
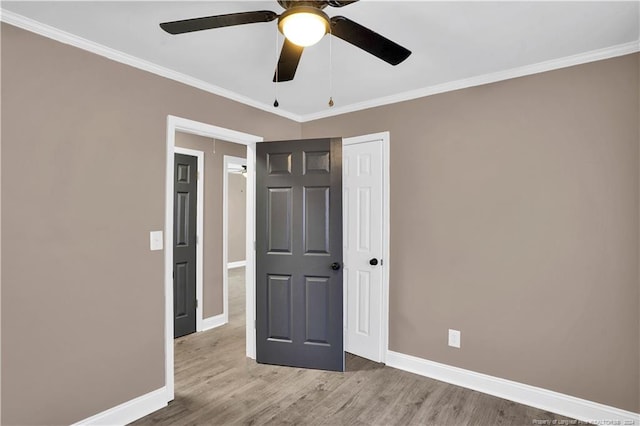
[299,40,640,122]
[0,9,303,123]
[2,9,637,125]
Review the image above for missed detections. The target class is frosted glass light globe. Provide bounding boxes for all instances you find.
[281,12,328,47]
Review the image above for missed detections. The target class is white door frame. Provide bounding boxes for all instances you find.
[173,147,205,333]
[343,132,391,364]
[223,155,248,327]
[165,115,262,402]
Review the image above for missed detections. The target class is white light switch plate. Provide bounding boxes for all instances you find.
[150,231,163,251]
[448,329,461,348]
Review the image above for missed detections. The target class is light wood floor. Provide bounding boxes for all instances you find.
[132,268,570,425]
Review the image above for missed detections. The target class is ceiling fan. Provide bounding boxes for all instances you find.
[159,0,411,82]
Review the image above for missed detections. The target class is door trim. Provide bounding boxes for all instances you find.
[173,147,204,333]
[165,115,262,402]
[342,132,391,364]
[223,155,247,328]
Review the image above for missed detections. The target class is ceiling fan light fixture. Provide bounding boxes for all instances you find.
[279,7,329,47]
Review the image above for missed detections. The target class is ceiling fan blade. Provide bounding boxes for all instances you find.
[327,0,359,7]
[273,39,304,82]
[160,11,278,35]
[329,16,411,65]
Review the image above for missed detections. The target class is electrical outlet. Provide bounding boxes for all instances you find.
[448,329,461,348]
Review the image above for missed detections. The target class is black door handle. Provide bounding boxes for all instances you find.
[330,262,341,271]
[369,258,379,266]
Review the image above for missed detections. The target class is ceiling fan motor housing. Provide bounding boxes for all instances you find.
[277,0,357,9]
[277,1,329,10]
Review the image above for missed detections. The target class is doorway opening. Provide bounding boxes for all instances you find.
[165,116,262,401]
[223,155,248,328]
[250,133,391,371]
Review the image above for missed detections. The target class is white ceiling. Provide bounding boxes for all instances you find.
[2,1,639,121]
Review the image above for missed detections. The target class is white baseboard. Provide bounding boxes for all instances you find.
[71,387,168,426]
[228,260,247,269]
[202,313,227,331]
[386,350,640,425]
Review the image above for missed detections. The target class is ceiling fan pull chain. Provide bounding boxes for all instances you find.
[328,24,334,108]
[274,23,280,108]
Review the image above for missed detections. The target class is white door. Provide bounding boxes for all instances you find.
[343,135,385,363]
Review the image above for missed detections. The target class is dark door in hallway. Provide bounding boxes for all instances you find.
[174,153,197,338]
[256,138,344,372]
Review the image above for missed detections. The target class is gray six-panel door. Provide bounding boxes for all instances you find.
[174,153,197,338]
[256,138,344,371]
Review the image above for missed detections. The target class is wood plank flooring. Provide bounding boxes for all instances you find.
[132,268,571,425]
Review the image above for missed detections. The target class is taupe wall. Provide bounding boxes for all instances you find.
[1,23,300,425]
[175,133,246,318]
[2,19,639,426]
[303,53,640,412]
[228,172,247,263]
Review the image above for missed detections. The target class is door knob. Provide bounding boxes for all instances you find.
[369,258,379,266]
[330,262,341,271]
